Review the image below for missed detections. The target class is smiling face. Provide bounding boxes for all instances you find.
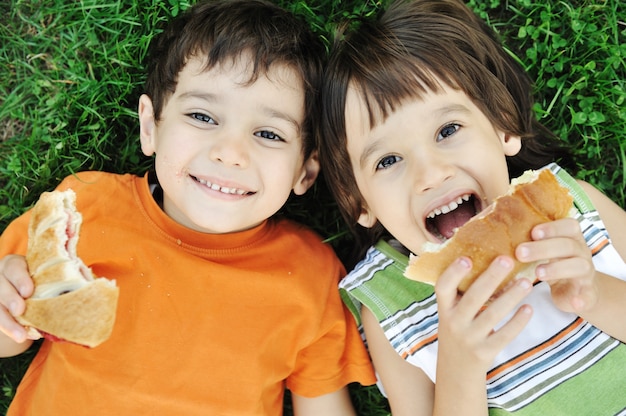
[138,55,318,234]
[345,81,522,255]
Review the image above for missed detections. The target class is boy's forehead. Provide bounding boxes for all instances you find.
[182,53,304,91]
[169,55,306,130]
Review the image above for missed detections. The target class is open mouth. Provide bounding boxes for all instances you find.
[425,194,480,241]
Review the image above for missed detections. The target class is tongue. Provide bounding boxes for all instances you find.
[433,202,476,239]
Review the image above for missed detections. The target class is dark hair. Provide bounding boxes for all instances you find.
[317,0,573,258]
[143,0,325,158]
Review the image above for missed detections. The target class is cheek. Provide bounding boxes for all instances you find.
[155,152,186,178]
[360,182,392,216]
[153,133,199,166]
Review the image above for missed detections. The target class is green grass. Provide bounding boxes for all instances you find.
[470,0,626,203]
[1,0,624,414]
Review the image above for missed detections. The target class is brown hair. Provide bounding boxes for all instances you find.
[143,0,325,157]
[317,0,572,257]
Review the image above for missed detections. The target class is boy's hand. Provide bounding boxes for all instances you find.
[516,218,598,314]
[435,256,533,374]
[0,255,36,343]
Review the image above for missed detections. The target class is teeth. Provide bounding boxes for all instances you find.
[427,194,470,218]
[196,177,248,195]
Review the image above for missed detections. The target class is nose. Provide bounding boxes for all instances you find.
[208,131,249,168]
[411,148,455,194]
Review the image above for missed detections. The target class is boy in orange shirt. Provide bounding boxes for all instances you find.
[0,1,375,414]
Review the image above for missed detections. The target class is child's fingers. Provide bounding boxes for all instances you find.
[0,256,36,344]
[517,218,587,262]
[0,255,33,298]
[531,218,581,240]
[544,275,598,313]
[455,256,515,317]
[0,305,29,343]
[435,256,472,309]
[517,237,587,264]
[0,275,26,317]
[436,257,532,364]
[0,256,32,340]
[486,303,533,349]
[535,256,594,282]
[475,278,533,333]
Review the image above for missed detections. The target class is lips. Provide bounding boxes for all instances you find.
[191,175,253,196]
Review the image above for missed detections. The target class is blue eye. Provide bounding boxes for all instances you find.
[376,155,401,170]
[255,130,284,142]
[438,123,459,141]
[189,113,215,124]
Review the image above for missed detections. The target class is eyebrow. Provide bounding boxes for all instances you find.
[432,103,472,118]
[177,91,302,135]
[357,103,472,169]
[265,108,302,136]
[178,91,218,102]
[359,139,384,170]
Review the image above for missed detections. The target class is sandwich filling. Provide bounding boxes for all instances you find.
[31,198,94,299]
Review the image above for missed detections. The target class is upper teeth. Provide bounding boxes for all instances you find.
[195,177,247,195]
[427,194,470,218]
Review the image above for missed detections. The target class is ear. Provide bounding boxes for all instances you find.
[138,94,157,156]
[293,151,320,196]
[500,131,522,156]
[357,206,377,228]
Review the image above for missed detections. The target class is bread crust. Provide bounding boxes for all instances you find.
[16,190,119,347]
[404,169,573,293]
[17,279,118,348]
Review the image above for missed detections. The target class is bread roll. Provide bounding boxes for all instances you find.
[16,189,119,347]
[404,169,573,293]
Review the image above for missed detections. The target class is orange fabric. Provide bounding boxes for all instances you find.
[2,171,375,415]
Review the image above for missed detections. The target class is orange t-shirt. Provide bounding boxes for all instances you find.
[1,171,375,415]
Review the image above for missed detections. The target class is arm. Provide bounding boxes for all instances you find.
[516,180,626,341]
[363,257,532,416]
[0,255,35,357]
[572,181,626,341]
[362,306,434,416]
[580,272,626,341]
[291,387,355,416]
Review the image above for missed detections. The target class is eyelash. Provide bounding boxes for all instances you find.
[255,130,284,142]
[374,123,460,170]
[376,155,401,170]
[438,123,460,141]
[189,112,215,124]
[188,113,285,142]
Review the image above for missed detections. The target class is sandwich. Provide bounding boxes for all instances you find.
[16,189,119,348]
[404,169,574,293]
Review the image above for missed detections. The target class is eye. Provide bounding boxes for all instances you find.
[376,155,401,170]
[188,112,216,124]
[437,123,460,141]
[255,130,284,142]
